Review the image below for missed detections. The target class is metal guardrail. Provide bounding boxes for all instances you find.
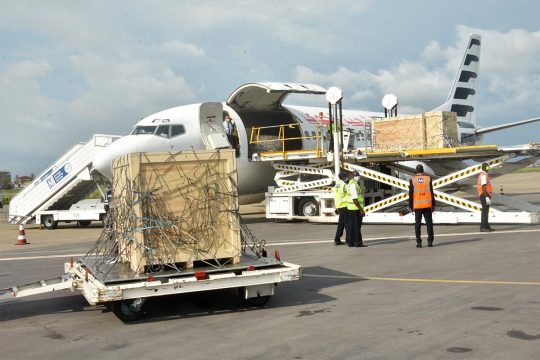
[249,123,324,158]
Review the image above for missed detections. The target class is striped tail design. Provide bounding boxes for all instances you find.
[432,34,481,126]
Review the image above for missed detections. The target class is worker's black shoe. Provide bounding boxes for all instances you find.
[355,244,367,247]
[428,243,433,247]
[416,243,422,248]
[480,228,493,232]
[334,241,344,246]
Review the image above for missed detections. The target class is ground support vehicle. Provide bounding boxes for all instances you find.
[0,254,302,321]
[256,136,540,225]
[35,199,107,229]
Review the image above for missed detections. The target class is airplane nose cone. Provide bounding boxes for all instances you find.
[92,136,138,179]
[93,148,114,179]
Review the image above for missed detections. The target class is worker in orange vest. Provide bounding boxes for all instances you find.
[409,164,436,248]
[478,163,494,232]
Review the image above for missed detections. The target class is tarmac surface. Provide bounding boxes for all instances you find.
[0,172,539,359]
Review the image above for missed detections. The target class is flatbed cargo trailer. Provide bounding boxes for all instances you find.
[0,254,302,321]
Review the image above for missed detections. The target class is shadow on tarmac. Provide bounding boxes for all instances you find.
[0,266,364,323]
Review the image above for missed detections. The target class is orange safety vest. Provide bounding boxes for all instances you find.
[412,175,433,209]
[477,171,492,196]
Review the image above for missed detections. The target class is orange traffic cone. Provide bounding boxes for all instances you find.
[15,224,28,245]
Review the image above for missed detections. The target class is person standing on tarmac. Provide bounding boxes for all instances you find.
[478,163,494,232]
[409,164,436,248]
[333,171,350,245]
[347,170,367,247]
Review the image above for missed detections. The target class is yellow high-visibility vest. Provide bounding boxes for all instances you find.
[333,179,349,208]
[347,179,364,210]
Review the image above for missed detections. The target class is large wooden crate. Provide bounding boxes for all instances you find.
[373,111,458,151]
[111,149,241,273]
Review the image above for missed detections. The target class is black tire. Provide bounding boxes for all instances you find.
[77,220,91,227]
[237,287,272,307]
[298,197,319,217]
[245,295,271,307]
[112,299,143,322]
[43,215,58,230]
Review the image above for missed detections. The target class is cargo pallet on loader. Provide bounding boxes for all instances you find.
[0,254,302,321]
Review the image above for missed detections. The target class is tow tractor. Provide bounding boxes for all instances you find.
[0,250,301,321]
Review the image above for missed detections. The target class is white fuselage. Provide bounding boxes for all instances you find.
[93,100,483,201]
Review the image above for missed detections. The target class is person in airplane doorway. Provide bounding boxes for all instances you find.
[333,170,350,246]
[409,164,436,248]
[223,112,240,157]
[478,163,494,232]
[347,170,367,248]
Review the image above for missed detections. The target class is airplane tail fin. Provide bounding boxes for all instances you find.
[431,34,481,126]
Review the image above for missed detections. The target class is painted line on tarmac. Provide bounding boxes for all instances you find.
[303,274,540,286]
[364,277,540,286]
[268,228,540,246]
[0,229,538,262]
[0,254,85,261]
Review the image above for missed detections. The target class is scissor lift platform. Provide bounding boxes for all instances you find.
[262,144,540,225]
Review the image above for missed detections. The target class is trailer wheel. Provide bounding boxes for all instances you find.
[246,295,271,307]
[112,299,144,322]
[43,215,58,230]
[77,220,91,227]
[298,198,319,217]
[237,287,272,307]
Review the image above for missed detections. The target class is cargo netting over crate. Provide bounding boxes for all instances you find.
[372,111,459,151]
[84,149,267,279]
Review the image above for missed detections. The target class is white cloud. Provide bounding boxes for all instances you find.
[161,40,205,57]
[67,52,198,128]
[1,1,539,177]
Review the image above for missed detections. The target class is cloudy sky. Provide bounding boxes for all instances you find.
[1,0,539,178]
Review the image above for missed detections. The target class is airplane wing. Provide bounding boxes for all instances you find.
[475,117,540,135]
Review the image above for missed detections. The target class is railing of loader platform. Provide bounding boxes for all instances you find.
[249,123,325,159]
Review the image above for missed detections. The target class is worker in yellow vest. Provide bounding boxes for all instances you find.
[333,171,350,245]
[347,170,367,247]
[326,119,342,153]
[478,163,494,232]
[409,164,436,248]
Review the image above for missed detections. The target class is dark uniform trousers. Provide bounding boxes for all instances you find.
[334,207,349,243]
[479,195,490,229]
[347,209,363,246]
[414,208,434,245]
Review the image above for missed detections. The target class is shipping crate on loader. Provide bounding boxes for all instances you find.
[111,149,241,273]
[373,111,458,151]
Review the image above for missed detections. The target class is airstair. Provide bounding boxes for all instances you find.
[8,134,120,225]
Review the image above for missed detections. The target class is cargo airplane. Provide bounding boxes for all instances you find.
[93,34,539,204]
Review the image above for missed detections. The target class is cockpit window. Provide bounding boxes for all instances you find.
[171,125,186,137]
[156,125,170,138]
[131,126,157,135]
[131,124,185,138]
